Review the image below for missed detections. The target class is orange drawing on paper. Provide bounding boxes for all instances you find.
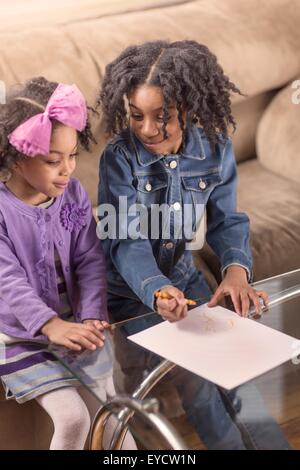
[198,311,235,333]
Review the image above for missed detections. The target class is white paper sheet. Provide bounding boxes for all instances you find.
[129,304,297,389]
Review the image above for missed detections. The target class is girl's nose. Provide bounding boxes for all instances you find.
[141,119,159,138]
[60,161,73,176]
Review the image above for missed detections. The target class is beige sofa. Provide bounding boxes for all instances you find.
[1,0,300,449]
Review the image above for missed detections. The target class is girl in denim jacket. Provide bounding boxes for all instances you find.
[0,77,136,450]
[97,40,290,450]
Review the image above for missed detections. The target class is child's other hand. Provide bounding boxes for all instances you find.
[155,286,187,322]
[41,317,106,351]
[207,265,269,317]
[82,319,112,336]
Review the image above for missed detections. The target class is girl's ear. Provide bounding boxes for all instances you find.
[11,161,22,172]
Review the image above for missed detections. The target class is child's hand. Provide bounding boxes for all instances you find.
[82,319,112,336]
[155,286,187,322]
[207,265,269,317]
[41,317,106,351]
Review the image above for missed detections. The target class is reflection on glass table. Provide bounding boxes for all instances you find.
[49,269,300,450]
[49,335,186,450]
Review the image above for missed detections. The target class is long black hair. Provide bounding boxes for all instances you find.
[98,40,242,151]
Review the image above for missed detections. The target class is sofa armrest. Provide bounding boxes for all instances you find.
[257,81,300,184]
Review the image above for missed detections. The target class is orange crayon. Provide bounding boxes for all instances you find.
[155,291,196,306]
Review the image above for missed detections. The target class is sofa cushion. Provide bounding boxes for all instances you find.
[1,1,300,99]
[62,0,300,101]
[256,80,300,184]
[1,0,188,32]
[237,159,300,280]
[232,91,275,164]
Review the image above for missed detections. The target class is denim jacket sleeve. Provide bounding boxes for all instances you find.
[205,138,253,281]
[72,182,108,322]
[98,144,172,310]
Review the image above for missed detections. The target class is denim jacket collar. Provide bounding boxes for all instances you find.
[183,124,207,160]
[129,124,207,167]
[129,130,165,167]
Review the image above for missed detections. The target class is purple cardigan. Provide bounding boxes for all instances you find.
[0,178,107,341]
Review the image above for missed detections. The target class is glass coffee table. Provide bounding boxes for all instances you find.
[49,269,300,450]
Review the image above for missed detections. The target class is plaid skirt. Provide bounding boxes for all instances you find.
[0,331,114,404]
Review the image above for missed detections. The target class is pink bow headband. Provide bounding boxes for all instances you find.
[8,83,87,157]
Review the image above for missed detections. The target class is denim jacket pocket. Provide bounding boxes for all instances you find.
[181,172,222,205]
[181,172,222,235]
[136,174,168,206]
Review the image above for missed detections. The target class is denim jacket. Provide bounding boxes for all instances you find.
[98,125,252,310]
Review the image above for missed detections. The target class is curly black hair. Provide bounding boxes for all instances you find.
[0,76,96,176]
[98,40,242,152]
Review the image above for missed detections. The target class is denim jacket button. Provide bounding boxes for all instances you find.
[172,202,181,211]
[165,242,174,250]
[58,240,64,247]
[170,160,177,169]
[199,179,207,190]
[145,183,152,192]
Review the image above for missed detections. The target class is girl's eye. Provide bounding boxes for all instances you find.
[130,113,143,121]
[46,161,60,166]
[157,115,171,122]
[70,153,78,159]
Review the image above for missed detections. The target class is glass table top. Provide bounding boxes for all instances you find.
[46,268,300,450]
[1,269,298,449]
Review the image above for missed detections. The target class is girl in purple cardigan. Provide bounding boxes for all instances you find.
[0,77,135,450]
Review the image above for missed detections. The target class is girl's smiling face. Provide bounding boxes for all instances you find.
[128,85,185,155]
[7,124,78,205]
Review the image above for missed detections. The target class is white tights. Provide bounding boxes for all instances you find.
[36,386,137,450]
